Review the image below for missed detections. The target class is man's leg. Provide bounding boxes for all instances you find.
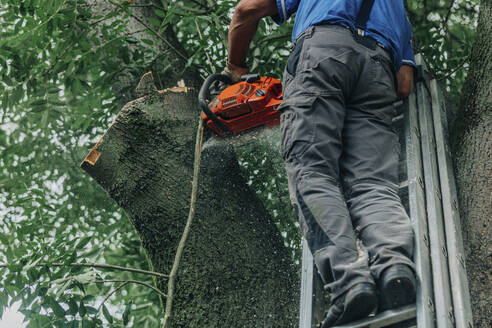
[282,96,375,300]
[340,44,415,303]
[280,25,376,302]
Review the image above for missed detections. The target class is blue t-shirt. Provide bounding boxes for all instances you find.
[273,0,415,70]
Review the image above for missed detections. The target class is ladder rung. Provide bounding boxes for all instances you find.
[331,304,416,328]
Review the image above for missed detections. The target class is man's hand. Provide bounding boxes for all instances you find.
[223,61,250,83]
[396,65,414,99]
[227,0,278,81]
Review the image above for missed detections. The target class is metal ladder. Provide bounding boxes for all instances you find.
[298,55,473,328]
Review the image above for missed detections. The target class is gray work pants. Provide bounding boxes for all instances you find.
[279,25,415,301]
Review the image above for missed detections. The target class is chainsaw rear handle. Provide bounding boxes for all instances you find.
[199,74,234,136]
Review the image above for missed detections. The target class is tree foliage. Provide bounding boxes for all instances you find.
[406,0,480,101]
[0,0,480,327]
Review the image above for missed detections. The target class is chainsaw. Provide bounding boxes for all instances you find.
[199,73,283,137]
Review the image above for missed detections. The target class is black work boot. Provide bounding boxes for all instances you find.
[378,264,416,311]
[320,283,377,328]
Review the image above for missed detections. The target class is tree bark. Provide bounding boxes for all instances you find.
[451,1,492,326]
[81,74,299,327]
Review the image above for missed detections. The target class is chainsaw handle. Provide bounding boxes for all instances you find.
[199,74,234,136]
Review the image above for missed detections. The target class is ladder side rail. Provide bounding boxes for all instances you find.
[300,238,315,328]
[429,79,474,328]
[416,70,455,327]
[405,88,436,328]
[312,266,327,325]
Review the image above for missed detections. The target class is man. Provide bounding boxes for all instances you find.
[225,0,417,326]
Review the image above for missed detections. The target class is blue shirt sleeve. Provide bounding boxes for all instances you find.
[271,0,300,24]
[401,39,416,68]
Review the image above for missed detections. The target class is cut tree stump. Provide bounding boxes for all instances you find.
[81,72,299,328]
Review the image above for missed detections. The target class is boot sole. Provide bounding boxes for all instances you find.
[381,275,416,310]
[334,290,378,326]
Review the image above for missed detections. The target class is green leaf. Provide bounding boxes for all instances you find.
[72,271,95,285]
[82,295,96,303]
[102,304,113,324]
[75,236,91,250]
[74,281,86,294]
[141,39,154,45]
[79,301,87,317]
[48,296,66,318]
[27,268,40,282]
[0,233,9,245]
[81,318,93,328]
[56,280,71,297]
[122,300,132,326]
[67,298,78,316]
[64,251,77,265]
[148,17,161,27]
[125,37,138,44]
[47,87,60,94]
[68,320,80,328]
[30,104,47,113]
[30,99,47,106]
[37,286,48,297]
[40,110,49,128]
[154,9,165,17]
[48,100,65,106]
[85,306,97,315]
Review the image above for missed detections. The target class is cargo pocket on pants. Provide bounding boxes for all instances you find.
[278,95,317,160]
[286,35,306,77]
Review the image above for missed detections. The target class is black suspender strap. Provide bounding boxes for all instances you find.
[355,0,376,33]
[352,0,378,49]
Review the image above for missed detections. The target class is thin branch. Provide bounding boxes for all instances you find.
[258,34,291,45]
[80,35,126,57]
[27,0,68,36]
[0,262,169,278]
[129,4,165,10]
[441,0,457,36]
[89,15,117,27]
[173,4,209,15]
[194,18,214,74]
[97,281,130,313]
[41,45,72,78]
[130,3,208,14]
[443,0,456,28]
[93,279,168,298]
[128,13,188,60]
[127,28,148,36]
[105,0,188,61]
[162,118,205,328]
[184,0,209,10]
[42,28,129,79]
[437,56,469,81]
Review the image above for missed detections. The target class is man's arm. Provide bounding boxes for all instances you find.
[397,37,415,99]
[226,0,278,81]
[397,65,414,99]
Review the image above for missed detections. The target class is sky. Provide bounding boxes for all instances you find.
[0,303,26,328]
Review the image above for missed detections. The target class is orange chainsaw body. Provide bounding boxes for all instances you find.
[202,76,283,136]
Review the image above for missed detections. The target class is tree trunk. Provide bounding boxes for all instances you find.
[451,1,492,326]
[81,74,299,327]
